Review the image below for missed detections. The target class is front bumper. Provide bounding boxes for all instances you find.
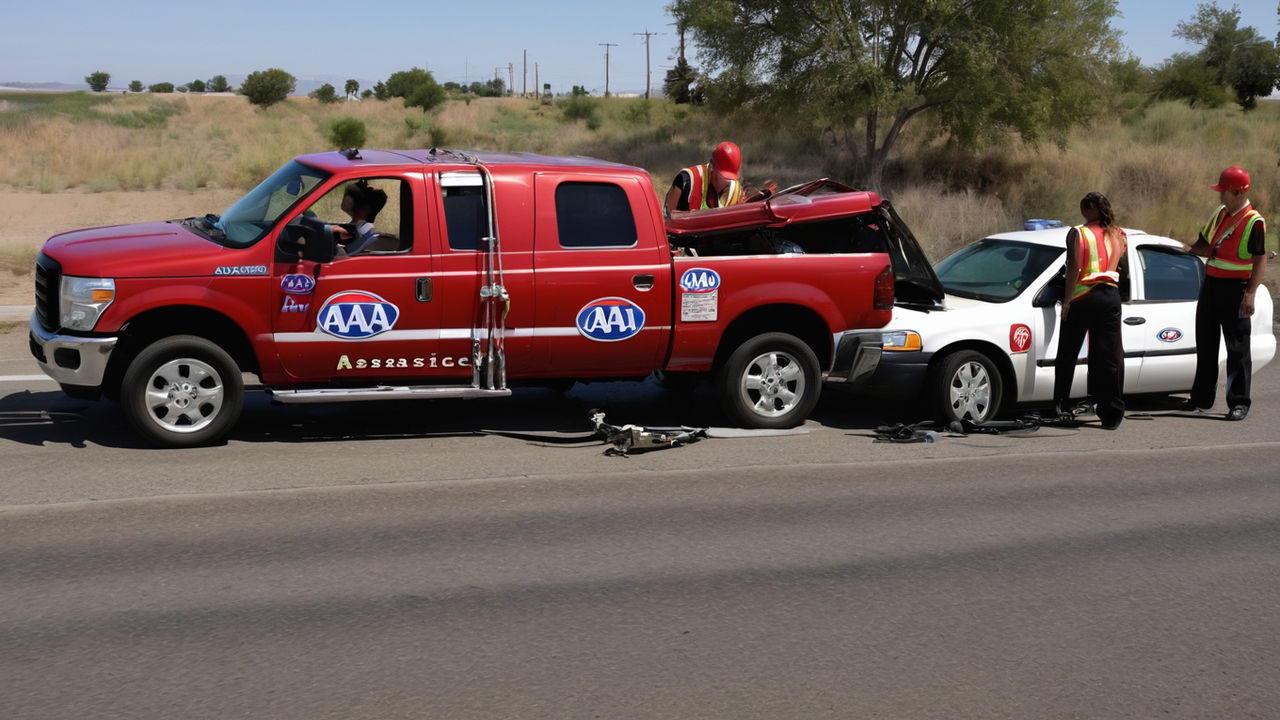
[28,312,118,388]
[826,331,884,384]
[855,349,933,395]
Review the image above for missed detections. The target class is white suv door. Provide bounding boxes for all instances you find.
[1122,244,1202,392]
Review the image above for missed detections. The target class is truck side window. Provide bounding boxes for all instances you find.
[304,177,412,255]
[441,171,488,251]
[555,182,638,248]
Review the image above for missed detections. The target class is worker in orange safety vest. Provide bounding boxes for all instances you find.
[1183,165,1268,420]
[664,141,746,216]
[1053,191,1128,429]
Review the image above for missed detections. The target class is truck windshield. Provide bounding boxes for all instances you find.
[214,161,329,247]
[935,238,1063,302]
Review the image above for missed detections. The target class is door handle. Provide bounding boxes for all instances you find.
[416,277,433,302]
[1123,316,1145,325]
[633,274,655,290]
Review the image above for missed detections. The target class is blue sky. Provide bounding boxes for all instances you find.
[2,1,1277,93]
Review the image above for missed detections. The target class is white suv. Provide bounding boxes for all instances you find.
[859,227,1277,423]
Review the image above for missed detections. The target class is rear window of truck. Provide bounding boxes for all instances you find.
[555,182,638,248]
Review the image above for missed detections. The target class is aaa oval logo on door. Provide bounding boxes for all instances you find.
[316,291,400,339]
[679,267,721,293]
[281,273,316,295]
[576,297,646,342]
[1157,327,1183,343]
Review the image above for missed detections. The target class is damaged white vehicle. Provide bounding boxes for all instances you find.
[858,227,1277,423]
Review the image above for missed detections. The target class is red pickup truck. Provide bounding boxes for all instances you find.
[29,149,938,447]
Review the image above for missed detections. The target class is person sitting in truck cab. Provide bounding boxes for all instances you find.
[329,180,388,255]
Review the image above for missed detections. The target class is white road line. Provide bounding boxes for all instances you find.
[0,375,55,383]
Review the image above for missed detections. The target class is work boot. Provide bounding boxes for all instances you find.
[1180,398,1204,412]
[1226,405,1249,421]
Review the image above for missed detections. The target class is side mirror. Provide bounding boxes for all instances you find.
[1032,279,1064,308]
[276,217,335,264]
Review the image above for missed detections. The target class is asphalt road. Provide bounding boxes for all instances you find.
[2,320,1279,719]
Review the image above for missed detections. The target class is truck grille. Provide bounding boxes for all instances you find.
[34,253,61,332]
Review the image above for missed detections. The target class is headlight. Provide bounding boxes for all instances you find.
[60,276,116,331]
[882,330,922,351]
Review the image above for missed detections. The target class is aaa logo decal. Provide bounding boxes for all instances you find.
[1009,323,1032,353]
[316,291,400,339]
[679,267,721,293]
[576,297,645,342]
[1157,327,1183,343]
[281,273,316,294]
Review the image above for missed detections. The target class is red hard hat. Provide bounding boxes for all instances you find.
[1211,166,1250,193]
[711,141,741,180]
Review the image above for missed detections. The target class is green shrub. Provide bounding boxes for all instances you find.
[240,68,296,107]
[328,117,367,149]
[559,94,596,121]
[310,83,339,104]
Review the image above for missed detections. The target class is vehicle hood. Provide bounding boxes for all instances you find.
[888,293,995,325]
[40,221,246,278]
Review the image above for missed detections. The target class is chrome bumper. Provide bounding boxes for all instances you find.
[28,312,118,388]
[826,330,884,384]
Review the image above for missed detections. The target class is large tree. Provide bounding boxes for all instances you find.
[385,67,446,112]
[670,0,1121,190]
[1172,2,1280,110]
[239,68,296,107]
[85,71,110,92]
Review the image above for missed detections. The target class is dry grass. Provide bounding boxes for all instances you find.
[1,91,1277,260]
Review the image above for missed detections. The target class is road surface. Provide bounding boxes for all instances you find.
[2,321,1278,719]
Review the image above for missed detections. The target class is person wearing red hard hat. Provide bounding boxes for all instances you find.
[664,141,747,215]
[1184,165,1268,420]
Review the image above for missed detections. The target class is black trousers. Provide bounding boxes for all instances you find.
[1054,284,1125,424]
[1190,276,1252,409]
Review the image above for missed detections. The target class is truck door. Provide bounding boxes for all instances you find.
[271,173,443,382]
[531,174,672,377]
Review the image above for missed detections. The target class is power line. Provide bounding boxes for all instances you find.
[599,42,618,97]
[633,29,659,100]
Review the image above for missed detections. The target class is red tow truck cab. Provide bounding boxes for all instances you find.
[30,150,937,447]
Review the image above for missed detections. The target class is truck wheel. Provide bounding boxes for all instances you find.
[715,332,820,428]
[931,350,1002,424]
[121,335,244,448]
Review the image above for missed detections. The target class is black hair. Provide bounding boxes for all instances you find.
[1080,191,1122,244]
[344,180,388,222]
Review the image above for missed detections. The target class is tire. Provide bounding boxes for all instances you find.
[931,350,1003,424]
[120,335,244,448]
[715,332,820,428]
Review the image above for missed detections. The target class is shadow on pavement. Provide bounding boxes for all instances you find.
[0,377,1212,449]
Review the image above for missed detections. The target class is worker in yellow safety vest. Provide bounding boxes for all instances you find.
[664,141,746,216]
[1183,166,1268,420]
[1053,191,1128,429]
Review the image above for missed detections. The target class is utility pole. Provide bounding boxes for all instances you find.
[633,29,657,99]
[599,42,617,97]
[507,63,514,97]
[522,50,527,97]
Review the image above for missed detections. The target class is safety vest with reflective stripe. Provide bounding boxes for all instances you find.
[1202,203,1264,279]
[678,163,742,211]
[1071,224,1123,300]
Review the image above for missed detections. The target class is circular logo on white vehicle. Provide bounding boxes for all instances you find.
[1157,328,1183,343]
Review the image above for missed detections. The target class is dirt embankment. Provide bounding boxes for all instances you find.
[0,188,242,304]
